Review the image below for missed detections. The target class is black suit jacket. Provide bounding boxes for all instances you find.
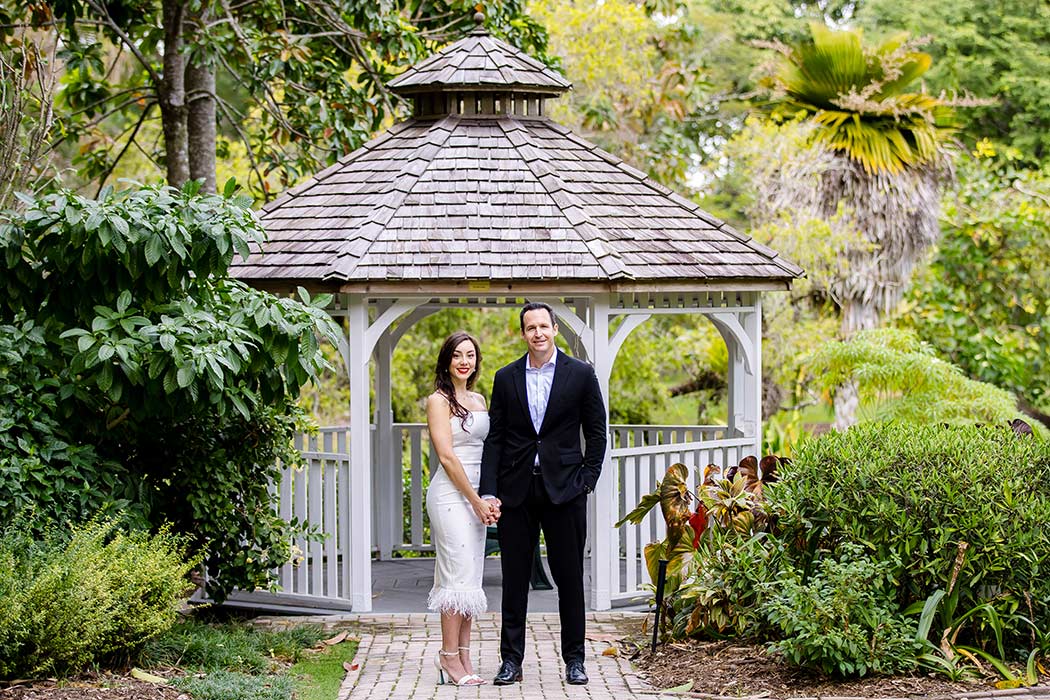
[479,351,607,507]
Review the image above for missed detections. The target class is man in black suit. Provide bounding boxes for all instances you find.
[479,301,607,686]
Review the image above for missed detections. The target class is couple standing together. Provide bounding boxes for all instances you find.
[424,302,607,687]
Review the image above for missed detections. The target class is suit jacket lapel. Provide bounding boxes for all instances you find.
[538,351,573,435]
[511,355,533,433]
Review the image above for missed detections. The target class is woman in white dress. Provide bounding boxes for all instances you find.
[425,331,498,686]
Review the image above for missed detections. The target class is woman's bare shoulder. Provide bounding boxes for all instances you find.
[426,392,451,410]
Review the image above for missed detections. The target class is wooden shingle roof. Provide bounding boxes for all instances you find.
[232,114,803,288]
[386,27,571,95]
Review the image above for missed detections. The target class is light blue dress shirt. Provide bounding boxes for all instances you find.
[526,347,557,434]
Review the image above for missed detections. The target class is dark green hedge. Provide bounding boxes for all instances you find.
[770,423,1050,634]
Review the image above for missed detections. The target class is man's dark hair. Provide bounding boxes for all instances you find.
[519,301,557,332]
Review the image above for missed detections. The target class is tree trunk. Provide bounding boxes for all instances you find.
[186,59,216,193]
[159,0,189,187]
[833,299,881,430]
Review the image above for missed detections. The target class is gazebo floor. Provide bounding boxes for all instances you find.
[371,555,648,613]
[214,555,649,615]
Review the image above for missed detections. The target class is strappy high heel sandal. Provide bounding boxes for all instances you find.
[459,646,486,685]
[434,649,484,686]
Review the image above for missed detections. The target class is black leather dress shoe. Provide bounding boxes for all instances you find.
[565,660,588,685]
[493,660,523,686]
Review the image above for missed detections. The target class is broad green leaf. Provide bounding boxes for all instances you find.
[176,365,194,388]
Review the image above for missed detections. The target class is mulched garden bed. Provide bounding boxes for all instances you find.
[0,677,186,700]
[632,638,1009,699]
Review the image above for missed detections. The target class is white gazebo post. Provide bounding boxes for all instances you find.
[711,293,764,460]
[586,295,616,610]
[373,326,398,560]
[345,293,373,611]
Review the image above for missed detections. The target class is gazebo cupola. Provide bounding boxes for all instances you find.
[387,15,571,120]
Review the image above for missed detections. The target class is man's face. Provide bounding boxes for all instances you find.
[521,308,558,357]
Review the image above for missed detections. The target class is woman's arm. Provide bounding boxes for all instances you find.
[426,394,495,524]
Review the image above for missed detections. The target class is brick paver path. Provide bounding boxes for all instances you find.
[254,612,1050,700]
[257,611,648,699]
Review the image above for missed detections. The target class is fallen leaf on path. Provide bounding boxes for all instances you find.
[342,662,360,672]
[665,680,694,693]
[323,631,349,645]
[602,646,619,657]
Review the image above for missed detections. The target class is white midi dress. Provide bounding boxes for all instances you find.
[426,410,489,617]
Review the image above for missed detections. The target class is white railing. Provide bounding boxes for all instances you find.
[267,429,352,605]
[396,422,437,553]
[261,422,749,608]
[608,433,753,604]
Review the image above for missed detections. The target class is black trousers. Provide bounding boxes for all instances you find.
[497,473,587,665]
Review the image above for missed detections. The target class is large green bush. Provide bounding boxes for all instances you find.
[0,518,196,678]
[770,422,1050,647]
[0,183,339,599]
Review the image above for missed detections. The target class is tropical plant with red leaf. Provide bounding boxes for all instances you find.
[617,455,785,633]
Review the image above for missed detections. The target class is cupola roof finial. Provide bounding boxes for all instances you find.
[386,5,571,96]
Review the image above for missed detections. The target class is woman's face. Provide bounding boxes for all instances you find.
[449,338,477,381]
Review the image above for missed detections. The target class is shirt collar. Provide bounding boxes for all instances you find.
[526,346,557,371]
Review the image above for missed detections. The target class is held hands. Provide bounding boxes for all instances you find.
[473,496,501,526]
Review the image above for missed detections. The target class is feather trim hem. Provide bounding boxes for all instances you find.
[427,587,487,618]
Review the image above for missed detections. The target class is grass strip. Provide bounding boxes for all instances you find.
[172,668,296,700]
[289,639,360,700]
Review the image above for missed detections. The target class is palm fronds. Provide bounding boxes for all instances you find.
[761,23,955,174]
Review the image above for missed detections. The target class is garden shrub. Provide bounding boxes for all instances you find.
[769,422,1050,650]
[0,184,340,599]
[0,517,196,678]
[671,529,783,639]
[0,322,138,525]
[764,544,921,677]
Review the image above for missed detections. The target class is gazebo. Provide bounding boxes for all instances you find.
[231,20,801,613]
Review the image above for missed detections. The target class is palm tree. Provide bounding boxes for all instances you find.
[757,23,956,427]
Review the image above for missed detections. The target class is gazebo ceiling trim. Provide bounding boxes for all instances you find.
[240,279,791,299]
[386,26,571,95]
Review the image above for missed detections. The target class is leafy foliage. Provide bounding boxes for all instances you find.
[0,517,196,679]
[619,457,781,640]
[853,0,1050,164]
[770,422,1050,649]
[0,182,340,598]
[9,0,552,196]
[764,543,921,677]
[761,23,955,175]
[802,327,1029,427]
[672,529,783,639]
[900,156,1050,413]
[0,321,133,522]
[531,0,709,187]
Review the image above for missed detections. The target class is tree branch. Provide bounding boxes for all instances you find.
[82,0,163,87]
[214,95,268,198]
[95,101,155,195]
